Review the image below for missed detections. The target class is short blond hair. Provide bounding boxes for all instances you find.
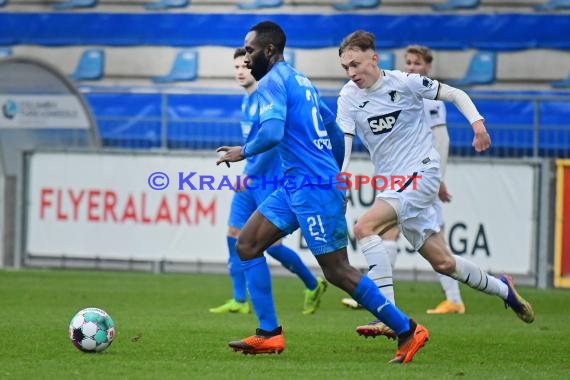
[405,45,434,64]
[339,30,376,56]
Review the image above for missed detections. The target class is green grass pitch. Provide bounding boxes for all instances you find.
[1,269,569,379]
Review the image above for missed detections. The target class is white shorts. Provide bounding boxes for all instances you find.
[432,197,444,228]
[376,166,441,251]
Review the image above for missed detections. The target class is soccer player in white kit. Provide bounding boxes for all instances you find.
[337,30,534,339]
[341,46,466,318]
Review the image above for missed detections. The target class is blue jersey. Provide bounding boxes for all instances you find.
[257,62,339,180]
[240,90,282,180]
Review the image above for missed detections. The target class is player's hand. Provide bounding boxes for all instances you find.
[216,146,245,166]
[438,181,452,202]
[472,120,491,152]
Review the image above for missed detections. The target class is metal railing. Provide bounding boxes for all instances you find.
[91,92,570,158]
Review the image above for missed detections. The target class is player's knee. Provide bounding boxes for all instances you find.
[235,238,259,260]
[353,221,372,240]
[431,256,455,275]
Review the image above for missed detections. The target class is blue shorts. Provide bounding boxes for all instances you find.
[258,186,348,255]
[228,185,275,229]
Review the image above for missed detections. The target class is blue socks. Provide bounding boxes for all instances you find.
[241,256,278,332]
[352,275,410,335]
[266,244,318,290]
[227,236,247,303]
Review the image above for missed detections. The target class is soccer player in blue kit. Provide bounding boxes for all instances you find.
[216,21,429,364]
[210,48,327,316]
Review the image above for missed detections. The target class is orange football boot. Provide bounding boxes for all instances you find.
[389,320,429,364]
[229,327,285,355]
[426,300,466,315]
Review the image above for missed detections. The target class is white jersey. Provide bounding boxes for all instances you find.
[337,70,440,179]
[422,99,446,129]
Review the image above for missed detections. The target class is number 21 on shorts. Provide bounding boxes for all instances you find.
[307,215,327,243]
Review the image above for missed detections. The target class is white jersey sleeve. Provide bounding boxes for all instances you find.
[403,73,440,102]
[336,85,357,136]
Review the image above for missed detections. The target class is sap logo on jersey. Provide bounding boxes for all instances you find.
[367,110,401,134]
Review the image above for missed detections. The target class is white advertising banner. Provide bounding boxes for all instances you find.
[27,152,244,261]
[26,152,536,275]
[0,95,89,129]
[286,159,536,275]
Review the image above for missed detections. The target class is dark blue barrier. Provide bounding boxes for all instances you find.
[87,93,163,148]
[166,94,243,149]
[1,13,569,50]
[83,92,570,157]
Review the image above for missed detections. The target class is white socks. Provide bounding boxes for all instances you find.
[359,235,395,304]
[452,255,508,299]
[383,240,398,268]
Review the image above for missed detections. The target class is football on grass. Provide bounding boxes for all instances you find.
[69,307,115,353]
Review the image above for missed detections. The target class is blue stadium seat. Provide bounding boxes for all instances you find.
[551,74,570,88]
[52,0,97,10]
[432,0,480,11]
[237,0,283,10]
[283,50,295,68]
[334,0,380,10]
[533,0,570,10]
[72,49,104,81]
[377,51,395,70]
[0,47,12,58]
[144,0,189,10]
[447,51,496,86]
[153,49,198,83]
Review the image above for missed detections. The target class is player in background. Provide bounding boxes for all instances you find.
[217,21,429,364]
[342,45,467,323]
[337,30,534,339]
[210,48,327,316]
[404,45,466,315]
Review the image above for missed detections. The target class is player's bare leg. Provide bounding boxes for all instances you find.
[419,232,534,323]
[426,225,466,315]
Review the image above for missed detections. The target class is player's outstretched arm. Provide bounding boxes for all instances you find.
[216,119,285,166]
[437,83,490,152]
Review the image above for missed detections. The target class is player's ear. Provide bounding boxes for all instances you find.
[265,44,275,58]
[372,53,379,66]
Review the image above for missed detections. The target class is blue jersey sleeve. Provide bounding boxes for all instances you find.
[258,73,287,123]
[242,119,284,158]
[320,100,344,169]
